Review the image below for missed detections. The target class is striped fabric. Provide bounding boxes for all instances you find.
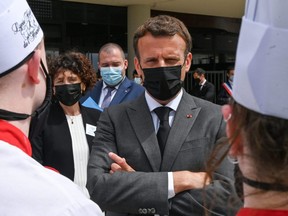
[66,114,90,198]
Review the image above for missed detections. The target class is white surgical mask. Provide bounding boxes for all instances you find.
[100,66,123,86]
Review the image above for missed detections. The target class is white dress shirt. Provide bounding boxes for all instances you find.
[145,89,184,200]
[66,114,90,198]
[99,77,126,107]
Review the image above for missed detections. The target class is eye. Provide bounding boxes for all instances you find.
[68,76,79,83]
[144,58,157,66]
[54,78,63,84]
[165,58,180,65]
[112,62,122,67]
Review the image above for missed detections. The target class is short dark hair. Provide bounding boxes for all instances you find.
[226,65,235,75]
[98,43,125,62]
[133,15,192,60]
[194,68,206,75]
[49,51,97,94]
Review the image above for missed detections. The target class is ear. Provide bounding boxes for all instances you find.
[27,50,41,84]
[52,86,56,96]
[81,83,86,93]
[184,52,192,73]
[123,59,128,70]
[180,52,192,81]
[222,105,243,156]
[222,105,231,123]
[134,57,143,77]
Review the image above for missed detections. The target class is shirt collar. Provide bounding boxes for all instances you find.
[200,79,207,86]
[145,89,183,112]
[102,76,126,90]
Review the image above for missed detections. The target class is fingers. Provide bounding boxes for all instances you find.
[204,174,211,186]
[110,163,122,174]
[108,152,135,172]
[109,152,127,167]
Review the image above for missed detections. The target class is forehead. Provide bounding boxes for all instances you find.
[99,48,124,63]
[54,70,78,79]
[137,33,186,59]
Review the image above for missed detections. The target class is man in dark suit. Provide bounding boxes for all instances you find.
[80,43,144,111]
[87,15,242,216]
[217,66,234,105]
[190,68,216,103]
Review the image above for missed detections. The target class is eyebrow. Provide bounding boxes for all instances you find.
[144,57,158,62]
[101,61,122,65]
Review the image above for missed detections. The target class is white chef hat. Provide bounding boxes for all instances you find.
[233,0,288,119]
[0,0,43,77]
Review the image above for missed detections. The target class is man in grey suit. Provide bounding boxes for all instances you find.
[87,15,242,216]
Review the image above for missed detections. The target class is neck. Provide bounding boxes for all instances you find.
[239,154,288,210]
[6,118,31,137]
[61,102,81,116]
[240,164,288,209]
[243,183,288,209]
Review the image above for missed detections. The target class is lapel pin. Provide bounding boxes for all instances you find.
[186,114,193,118]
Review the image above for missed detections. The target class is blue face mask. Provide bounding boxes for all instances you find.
[100,66,123,86]
[134,77,142,85]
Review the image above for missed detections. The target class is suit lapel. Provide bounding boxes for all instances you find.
[110,77,131,105]
[93,81,103,104]
[161,92,201,171]
[127,95,162,171]
[81,106,94,151]
[202,82,209,91]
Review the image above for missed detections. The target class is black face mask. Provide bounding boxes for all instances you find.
[54,83,82,106]
[194,78,201,85]
[142,65,183,101]
[0,59,52,141]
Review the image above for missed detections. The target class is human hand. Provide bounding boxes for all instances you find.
[173,171,211,194]
[108,152,135,174]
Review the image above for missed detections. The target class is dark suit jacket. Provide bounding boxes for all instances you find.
[87,90,242,216]
[190,80,216,103]
[31,102,101,181]
[80,77,144,109]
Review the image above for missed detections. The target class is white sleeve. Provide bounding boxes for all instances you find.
[168,172,175,199]
[60,201,104,216]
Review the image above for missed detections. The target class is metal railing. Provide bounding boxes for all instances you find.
[184,70,226,103]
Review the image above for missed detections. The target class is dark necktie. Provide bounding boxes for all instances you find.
[154,106,171,156]
[101,86,114,109]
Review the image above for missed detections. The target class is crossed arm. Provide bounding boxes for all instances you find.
[109,152,211,194]
[87,106,242,215]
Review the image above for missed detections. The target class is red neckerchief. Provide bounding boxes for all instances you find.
[0,120,59,173]
[237,208,288,216]
[0,120,32,156]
